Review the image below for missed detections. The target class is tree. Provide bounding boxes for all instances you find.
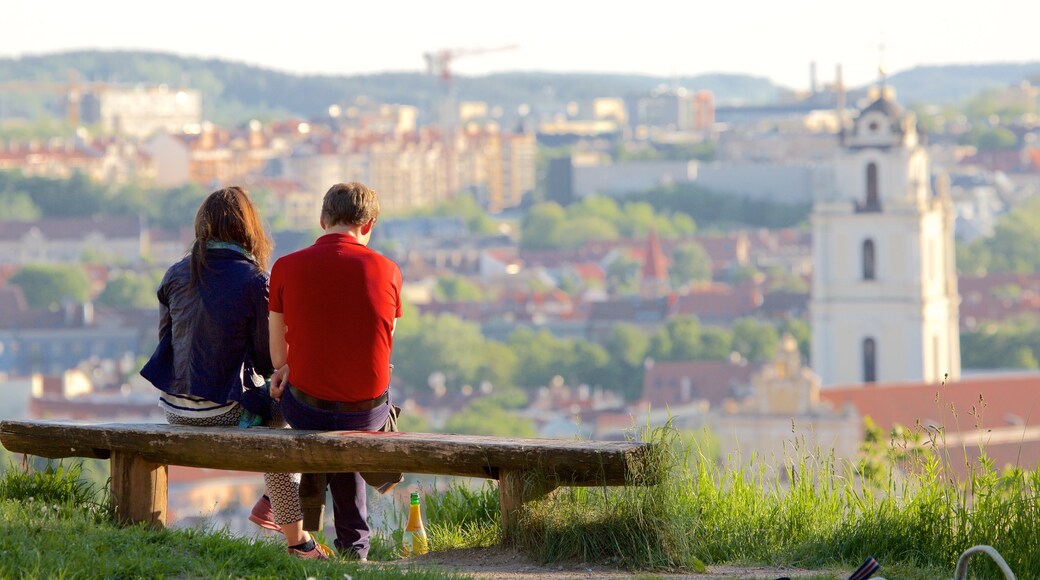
[603,324,650,399]
[605,253,641,296]
[615,202,657,237]
[664,316,702,361]
[985,196,1040,273]
[442,398,537,437]
[960,126,1018,151]
[698,326,733,361]
[391,313,487,390]
[508,327,570,388]
[669,241,713,287]
[960,315,1040,370]
[8,264,90,309]
[565,340,611,387]
[572,196,623,224]
[553,215,618,248]
[402,195,499,235]
[731,317,780,363]
[433,275,484,302]
[97,271,161,308]
[475,341,518,389]
[0,191,41,221]
[520,202,566,250]
[647,329,672,362]
[155,184,208,230]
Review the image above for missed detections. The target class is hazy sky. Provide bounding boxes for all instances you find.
[3,0,1038,90]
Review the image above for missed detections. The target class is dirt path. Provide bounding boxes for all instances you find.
[381,546,838,579]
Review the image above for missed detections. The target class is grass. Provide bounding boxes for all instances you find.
[4,416,1039,579]
[507,422,1037,578]
[0,462,463,579]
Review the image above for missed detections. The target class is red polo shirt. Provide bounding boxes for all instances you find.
[269,233,402,402]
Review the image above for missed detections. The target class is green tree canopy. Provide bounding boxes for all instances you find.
[392,312,487,390]
[9,264,90,309]
[156,184,209,230]
[433,275,485,302]
[442,397,537,437]
[960,126,1018,151]
[396,195,499,235]
[669,241,713,287]
[602,324,650,399]
[0,191,41,221]
[961,315,1040,370]
[96,271,161,308]
[520,202,566,250]
[958,195,1040,275]
[519,196,697,250]
[605,253,641,296]
[731,317,780,363]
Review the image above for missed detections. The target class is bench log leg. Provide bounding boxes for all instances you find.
[498,469,556,542]
[110,451,168,528]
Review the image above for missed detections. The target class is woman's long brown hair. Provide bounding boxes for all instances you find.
[190,186,273,286]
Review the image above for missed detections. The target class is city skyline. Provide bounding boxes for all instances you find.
[2,0,1038,91]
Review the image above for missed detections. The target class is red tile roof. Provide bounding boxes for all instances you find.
[821,374,1040,474]
[641,228,669,282]
[641,360,758,408]
[820,375,1040,432]
[0,216,143,241]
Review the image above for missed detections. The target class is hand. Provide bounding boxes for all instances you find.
[270,366,290,401]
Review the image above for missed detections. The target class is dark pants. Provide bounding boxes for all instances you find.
[281,387,391,560]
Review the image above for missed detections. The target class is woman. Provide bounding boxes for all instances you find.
[141,186,329,560]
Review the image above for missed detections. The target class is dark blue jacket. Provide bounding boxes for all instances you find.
[141,248,274,406]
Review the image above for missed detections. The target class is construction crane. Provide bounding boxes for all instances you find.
[423,45,519,84]
[0,70,109,126]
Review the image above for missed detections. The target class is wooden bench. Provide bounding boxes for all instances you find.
[0,420,659,539]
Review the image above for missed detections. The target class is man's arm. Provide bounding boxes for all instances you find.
[269,311,289,399]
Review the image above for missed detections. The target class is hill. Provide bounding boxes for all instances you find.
[889,62,1040,105]
[2,51,1039,124]
[0,50,782,124]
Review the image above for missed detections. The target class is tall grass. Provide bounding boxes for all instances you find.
[374,479,500,560]
[509,421,1040,577]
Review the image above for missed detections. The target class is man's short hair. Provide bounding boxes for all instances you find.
[321,182,381,227]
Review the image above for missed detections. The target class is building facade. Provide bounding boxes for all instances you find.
[810,89,961,387]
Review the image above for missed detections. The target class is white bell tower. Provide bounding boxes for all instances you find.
[810,88,960,387]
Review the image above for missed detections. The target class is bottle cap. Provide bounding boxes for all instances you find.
[410,491,420,504]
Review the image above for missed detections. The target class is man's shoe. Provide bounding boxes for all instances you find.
[288,542,332,560]
[248,495,282,534]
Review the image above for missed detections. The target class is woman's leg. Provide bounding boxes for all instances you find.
[264,472,309,545]
[165,407,314,547]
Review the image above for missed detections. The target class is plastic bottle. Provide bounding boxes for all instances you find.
[402,491,429,557]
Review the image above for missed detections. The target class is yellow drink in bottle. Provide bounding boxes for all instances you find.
[403,491,428,556]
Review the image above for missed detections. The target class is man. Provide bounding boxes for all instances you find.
[268,182,402,561]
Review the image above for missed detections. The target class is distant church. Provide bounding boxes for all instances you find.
[810,86,961,387]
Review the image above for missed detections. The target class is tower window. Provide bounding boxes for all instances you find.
[865,163,880,210]
[863,338,877,383]
[862,239,876,281]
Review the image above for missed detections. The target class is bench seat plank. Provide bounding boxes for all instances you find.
[0,420,656,486]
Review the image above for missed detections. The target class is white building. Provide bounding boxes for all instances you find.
[89,86,202,139]
[810,89,961,387]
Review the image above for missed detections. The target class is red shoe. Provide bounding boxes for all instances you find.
[248,495,282,534]
[289,542,332,560]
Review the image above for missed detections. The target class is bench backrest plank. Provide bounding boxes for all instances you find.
[0,420,656,486]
